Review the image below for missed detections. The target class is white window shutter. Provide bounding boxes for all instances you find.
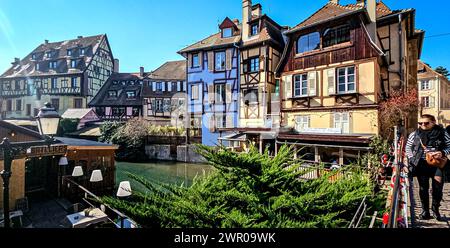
[327,69,336,95]
[226,49,233,71]
[168,82,172,92]
[152,82,156,91]
[429,80,434,90]
[308,71,317,96]
[208,84,214,103]
[162,82,166,91]
[177,81,181,92]
[226,84,232,103]
[430,96,435,108]
[183,81,186,91]
[285,76,292,99]
[208,52,214,72]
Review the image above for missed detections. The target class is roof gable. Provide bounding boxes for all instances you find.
[219,17,238,30]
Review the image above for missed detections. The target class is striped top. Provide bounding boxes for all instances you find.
[405,130,450,159]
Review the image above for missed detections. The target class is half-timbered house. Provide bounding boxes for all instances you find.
[143,61,187,126]
[220,0,286,153]
[276,0,424,165]
[0,35,116,119]
[178,17,241,146]
[88,73,143,121]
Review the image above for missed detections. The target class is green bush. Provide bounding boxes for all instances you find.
[101,145,385,228]
[57,118,79,136]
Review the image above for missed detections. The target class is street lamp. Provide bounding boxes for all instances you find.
[1,102,60,228]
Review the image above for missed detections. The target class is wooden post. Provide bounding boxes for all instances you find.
[339,148,344,165]
[259,137,263,154]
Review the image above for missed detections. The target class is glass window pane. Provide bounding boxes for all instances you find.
[348,83,355,92]
[348,75,355,83]
[347,66,355,75]
[338,69,346,76]
[339,84,346,92]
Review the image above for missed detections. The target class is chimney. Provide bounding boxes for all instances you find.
[242,0,252,41]
[77,36,83,39]
[251,4,262,18]
[329,0,339,4]
[12,58,20,65]
[44,40,49,45]
[366,0,377,41]
[113,59,120,73]
[140,66,145,77]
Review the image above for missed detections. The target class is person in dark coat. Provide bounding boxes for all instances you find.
[405,115,450,221]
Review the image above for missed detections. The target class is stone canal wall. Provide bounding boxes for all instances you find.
[145,144,206,163]
[177,145,207,163]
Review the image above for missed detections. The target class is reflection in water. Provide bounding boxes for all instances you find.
[115,161,214,192]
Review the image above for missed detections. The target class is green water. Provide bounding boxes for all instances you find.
[115,161,214,192]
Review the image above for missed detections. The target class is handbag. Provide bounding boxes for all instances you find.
[420,139,448,169]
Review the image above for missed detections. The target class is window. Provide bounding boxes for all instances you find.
[244,57,259,73]
[215,51,226,71]
[297,32,320,54]
[155,99,164,112]
[334,112,350,133]
[51,99,60,110]
[51,78,58,89]
[15,99,22,111]
[80,48,85,56]
[295,116,310,132]
[177,81,182,92]
[192,53,200,68]
[67,49,72,56]
[222,28,233,38]
[6,100,12,112]
[215,115,225,129]
[132,107,140,116]
[71,60,77,68]
[108,91,117,98]
[420,80,431,90]
[32,54,37,60]
[35,63,40,71]
[61,80,68,88]
[3,82,10,90]
[49,61,57,69]
[251,24,259,36]
[74,99,83,109]
[215,84,226,103]
[337,66,356,94]
[163,99,171,112]
[15,81,21,90]
[421,96,435,108]
[126,91,136,99]
[323,25,351,48]
[191,85,199,100]
[293,74,308,97]
[112,107,125,116]
[46,51,53,58]
[71,77,78,88]
[244,89,258,104]
[26,104,31,116]
[156,82,162,92]
[171,82,177,92]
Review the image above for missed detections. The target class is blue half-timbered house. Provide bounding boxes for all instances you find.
[178,17,241,146]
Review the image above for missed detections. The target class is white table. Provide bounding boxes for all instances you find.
[66,208,109,228]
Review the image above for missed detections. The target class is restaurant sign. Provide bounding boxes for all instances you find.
[26,144,67,158]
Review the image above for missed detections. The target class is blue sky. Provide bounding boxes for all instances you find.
[0,0,449,73]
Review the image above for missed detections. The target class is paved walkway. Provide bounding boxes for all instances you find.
[410,178,450,228]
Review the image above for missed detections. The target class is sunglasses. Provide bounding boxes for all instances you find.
[418,122,430,126]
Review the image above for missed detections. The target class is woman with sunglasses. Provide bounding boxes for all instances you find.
[405,114,450,221]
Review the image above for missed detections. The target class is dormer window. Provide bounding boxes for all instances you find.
[49,61,57,69]
[35,63,40,71]
[108,90,117,98]
[80,48,85,56]
[32,54,37,60]
[67,49,73,56]
[70,60,77,68]
[323,25,351,48]
[251,24,259,36]
[126,91,136,99]
[222,28,233,38]
[46,51,53,58]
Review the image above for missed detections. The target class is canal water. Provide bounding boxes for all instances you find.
[115,161,214,192]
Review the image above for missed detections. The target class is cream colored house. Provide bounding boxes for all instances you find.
[418,61,450,126]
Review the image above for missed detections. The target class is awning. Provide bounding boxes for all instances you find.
[218,133,247,141]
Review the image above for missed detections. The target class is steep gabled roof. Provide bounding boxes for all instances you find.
[418,60,450,83]
[88,73,143,107]
[1,35,107,78]
[242,15,285,49]
[287,1,407,34]
[146,60,186,81]
[178,19,241,54]
[61,108,98,119]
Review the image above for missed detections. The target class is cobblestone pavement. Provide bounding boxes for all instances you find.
[410,178,450,228]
